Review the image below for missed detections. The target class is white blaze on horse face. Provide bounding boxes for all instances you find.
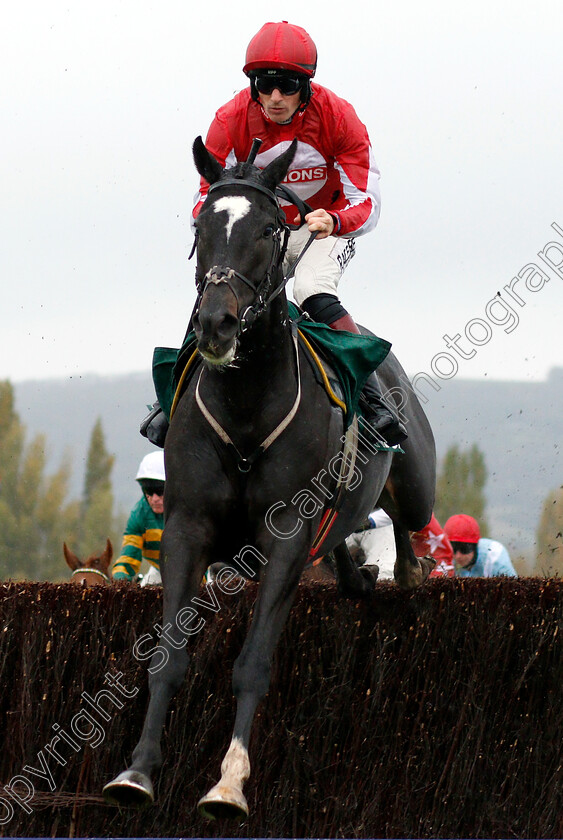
[213,196,251,242]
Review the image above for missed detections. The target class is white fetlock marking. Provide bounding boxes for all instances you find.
[218,737,250,790]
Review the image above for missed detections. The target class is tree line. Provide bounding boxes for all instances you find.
[0,378,561,580]
[0,381,119,580]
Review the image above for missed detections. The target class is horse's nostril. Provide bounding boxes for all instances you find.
[195,309,238,353]
[217,314,238,339]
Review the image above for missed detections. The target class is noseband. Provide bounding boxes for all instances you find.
[71,567,110,584]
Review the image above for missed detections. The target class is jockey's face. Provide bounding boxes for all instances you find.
[144,488,165,515]
[258,87,301,124]
[453,546,477,568]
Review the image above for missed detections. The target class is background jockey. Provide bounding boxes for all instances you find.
[443,514,518,578]
[111,451,164,584]
[348,509,454,579]
[411,513,455,578]
[141,20,406,450]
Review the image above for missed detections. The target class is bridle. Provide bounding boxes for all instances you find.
[71,567,110,584]
[189,140,318,472]
[192,141,316,335]
[194,192,289,334]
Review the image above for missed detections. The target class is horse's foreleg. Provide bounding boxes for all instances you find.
[197,556,304,821]
[103,633,189,807]
[332,541,379,596]
[103,524,208,807]
[392,520,435,590]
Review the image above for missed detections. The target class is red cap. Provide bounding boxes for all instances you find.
[243,21,317,77]
[443,514,481,544]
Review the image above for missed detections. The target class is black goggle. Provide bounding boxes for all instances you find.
[141,483,165,497]
[254,74,303,96]
[451,541,476,555]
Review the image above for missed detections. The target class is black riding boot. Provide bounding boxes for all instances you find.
[359,371,408,446]
[140,401,169,448]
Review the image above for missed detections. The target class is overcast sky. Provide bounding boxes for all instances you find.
[2,0,562,385]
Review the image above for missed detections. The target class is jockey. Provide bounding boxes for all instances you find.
[111,451,165,582]
[411,513,455,578]
[194,21,406,446]
[142,21,406,448]
[443,514,518,578]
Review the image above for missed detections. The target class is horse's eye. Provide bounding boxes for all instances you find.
[262,224,275,238]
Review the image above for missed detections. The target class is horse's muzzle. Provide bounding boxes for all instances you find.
[193,307,239,365]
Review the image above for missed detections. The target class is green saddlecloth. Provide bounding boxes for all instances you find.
[151,302,391,430]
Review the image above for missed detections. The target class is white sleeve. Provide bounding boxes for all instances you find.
[369,509,393,529]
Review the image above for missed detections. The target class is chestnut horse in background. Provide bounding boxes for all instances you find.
[64,539,113,586]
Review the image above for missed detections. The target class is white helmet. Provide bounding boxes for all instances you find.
[136,451,166,483]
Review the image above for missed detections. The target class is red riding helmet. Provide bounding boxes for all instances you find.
[243,21,317,77]
[443,514,481,544]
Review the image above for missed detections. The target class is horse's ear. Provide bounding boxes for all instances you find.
[193,136,223,185]
[102,538,113,568]
[259,139,298,192]
[63,542,80,572]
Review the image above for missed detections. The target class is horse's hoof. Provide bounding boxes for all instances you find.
[395,555,436,590]
[102,770,154,808]
[338,565,377,598]
[360,564,379,585]
[421,554,437,577]
[197,784,249,821]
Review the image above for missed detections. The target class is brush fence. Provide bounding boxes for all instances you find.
[0,578,561,838]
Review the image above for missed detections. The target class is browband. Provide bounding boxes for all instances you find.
[208,178,279,208]
[207,179,313,230]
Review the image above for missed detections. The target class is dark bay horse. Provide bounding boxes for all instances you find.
[64,539,113,586]
[103,137,436,819]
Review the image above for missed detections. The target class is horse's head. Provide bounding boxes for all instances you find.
[64,538,113,586]
[191,136,297,365]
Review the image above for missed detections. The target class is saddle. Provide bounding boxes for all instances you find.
[150,310,395,562]
[151,302,391,429]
